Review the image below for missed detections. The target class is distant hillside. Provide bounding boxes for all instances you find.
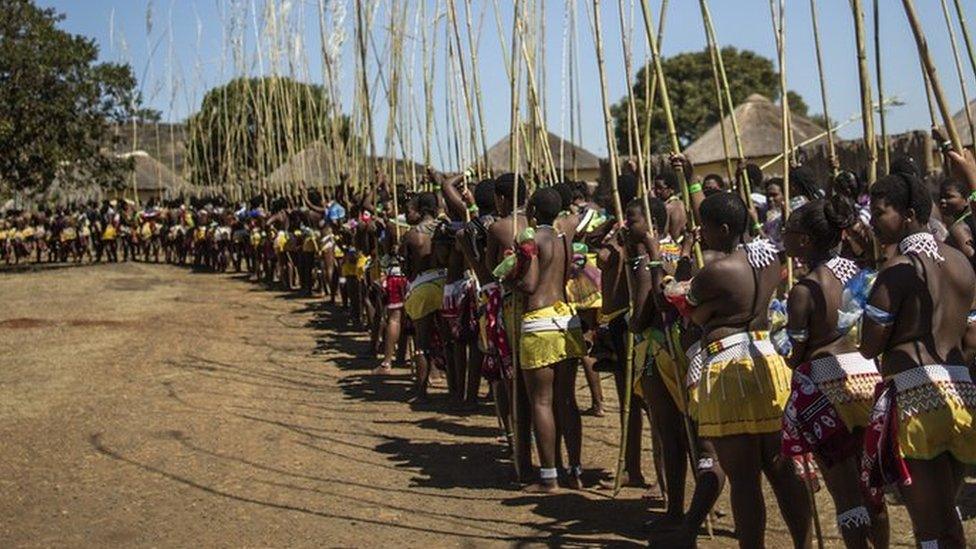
[112,123,188,177]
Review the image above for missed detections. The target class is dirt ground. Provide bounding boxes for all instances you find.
[1,262,973,547]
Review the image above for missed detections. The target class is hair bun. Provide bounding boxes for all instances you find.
[823,195,855,231]
[890,156,919,179]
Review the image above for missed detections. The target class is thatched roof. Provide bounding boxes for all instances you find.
[121,150,192,193]
[113,123,188,177]
[945,99,976,147]
[267,141,425,186]
[481,128,601,174]
[684,94,825,165]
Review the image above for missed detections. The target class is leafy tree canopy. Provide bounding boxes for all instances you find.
[187,77,350,187]
[0,0,148,194]
[611,47,819,154]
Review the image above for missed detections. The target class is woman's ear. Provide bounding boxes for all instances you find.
[905,207,917,224]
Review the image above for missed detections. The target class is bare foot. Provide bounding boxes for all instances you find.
[643,512,683,533]
[370,362,393,375]
[522,481,559,494]
[583,405,606,417]
[642,483,665,502]
[648,525,696,548]
[565,474,584,490]
[428,374,446,388]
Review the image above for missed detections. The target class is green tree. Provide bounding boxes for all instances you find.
[187,77,350,187]
[0,0,146,194]
[612,47,812,153]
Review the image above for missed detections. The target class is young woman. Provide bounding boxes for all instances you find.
[939,175,976,264]
[779,198,889,548]
[681,191,812,548]
[861,167,976,548]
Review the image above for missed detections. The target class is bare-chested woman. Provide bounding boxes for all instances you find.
[682,190,812,549]
[861,157,976,548]
[401,192,445,403]
[486,173,533,480]
[780,198,889,548]
[515,187,585,492]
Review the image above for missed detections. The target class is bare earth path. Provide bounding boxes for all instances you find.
[1,263,972,547]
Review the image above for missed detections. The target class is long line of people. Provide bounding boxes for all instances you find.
[4,148,976,548]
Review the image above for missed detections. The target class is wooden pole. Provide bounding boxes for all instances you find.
[873,0,890,174]
[771,0,794,285]
[617,0,648,198]
[447,0,481,177]
[355,0,376,177]
[509,0,524,483]
[700,5,735,184]
[638,0,703,267]
[590,0,630,497]
[903,0,963,152]
[591,0,623,222]
[941,0,976,150]
[464,0,492,176]
[852,0,878,184]
[808,0,837,174]
[700,0,754,207]
[774,2,823,545]
[641,0,669,178]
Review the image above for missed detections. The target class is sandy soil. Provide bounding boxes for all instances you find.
[0,262,972,547]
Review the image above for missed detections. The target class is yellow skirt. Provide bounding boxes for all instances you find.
[101,226,117,241]
[893,365,976,462]
[636,329,690,414]
[808,352,880,431]
[519,301,585,370]
[696,333,792,438]
[341,254,368,278]
[404,270,446,321]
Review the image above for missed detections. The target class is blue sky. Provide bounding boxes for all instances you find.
[38,0,976,169]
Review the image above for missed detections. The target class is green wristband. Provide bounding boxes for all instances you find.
[969,190,976,203]
[753,222,763,231]
[688,183,703,194]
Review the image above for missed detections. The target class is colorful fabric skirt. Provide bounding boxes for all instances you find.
[478,282,513,381]
[441,277,473,341]
[782,352,881,466]
[519,300,585,370]
[862,364,976,509]
[695,332,792,438]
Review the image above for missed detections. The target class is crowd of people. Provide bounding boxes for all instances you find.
[3,145,976,548]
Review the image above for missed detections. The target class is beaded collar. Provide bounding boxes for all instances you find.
[898,231,944,263]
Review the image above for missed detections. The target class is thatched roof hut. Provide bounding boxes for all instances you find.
[267,141,425,188]
[114,122,188,177]
[480,129,602,181]
[684,94,825,176]
[121,151,193,199]
[942,99,976,148]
